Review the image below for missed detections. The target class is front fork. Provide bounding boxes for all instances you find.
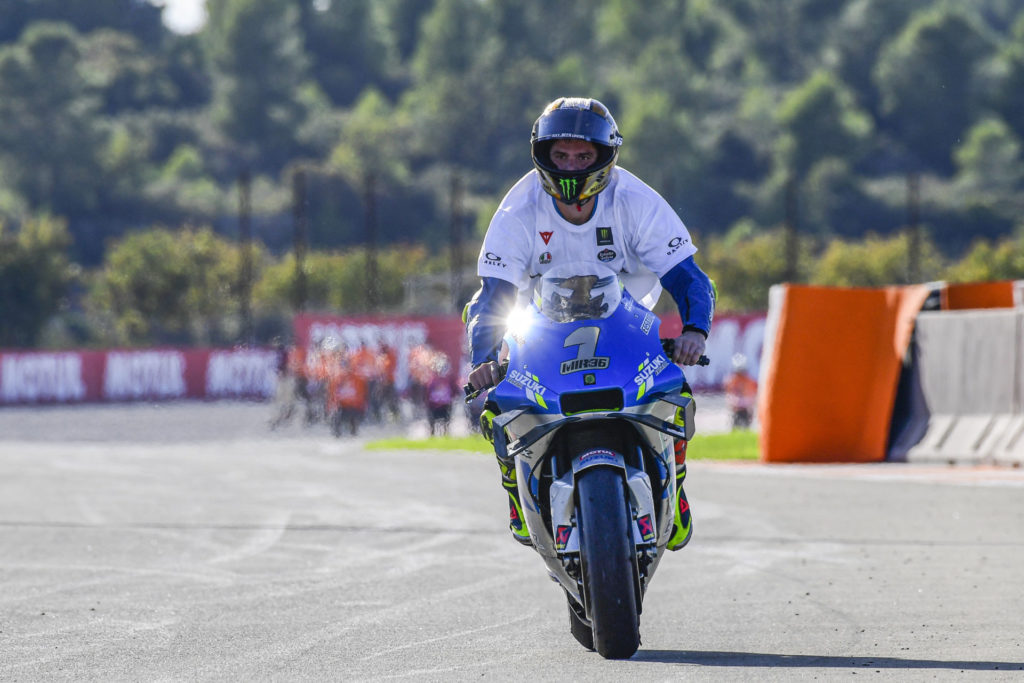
[549,450,662,596]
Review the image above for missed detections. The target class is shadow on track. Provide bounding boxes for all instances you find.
[632,651,1024,672]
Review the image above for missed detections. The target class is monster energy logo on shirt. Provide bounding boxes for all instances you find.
[558,177,578,197]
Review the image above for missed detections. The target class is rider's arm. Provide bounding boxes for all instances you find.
[659,256,715,337]
[466,276,518,366]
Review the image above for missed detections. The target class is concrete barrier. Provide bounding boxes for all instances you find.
[891,309,1023,466]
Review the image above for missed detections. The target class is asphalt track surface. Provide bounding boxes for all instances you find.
[1,402,1023,681]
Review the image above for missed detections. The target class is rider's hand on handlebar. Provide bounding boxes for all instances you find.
[468,360,502,391]
[671,330,707,366]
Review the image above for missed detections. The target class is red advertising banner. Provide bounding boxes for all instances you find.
[0,348,278,405]
[0,312,765,405]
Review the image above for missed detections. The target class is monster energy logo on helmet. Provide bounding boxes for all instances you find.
[558,177,578,198]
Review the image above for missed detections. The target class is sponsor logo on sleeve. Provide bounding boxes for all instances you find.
[666,236,690,256]
[483,251,506,268]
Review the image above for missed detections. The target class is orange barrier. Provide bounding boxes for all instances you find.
[758,284,930,463]
[942,281,1014,310]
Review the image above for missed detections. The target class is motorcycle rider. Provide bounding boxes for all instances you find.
[466,97,715,551]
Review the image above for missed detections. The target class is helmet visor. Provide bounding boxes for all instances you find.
[533,107,623,148]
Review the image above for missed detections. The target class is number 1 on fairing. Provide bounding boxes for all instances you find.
[564,326,601,361]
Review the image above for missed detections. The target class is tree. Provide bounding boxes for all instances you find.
[330,88,411,308]
[874,6,993,174]
[253,245,431,314]
[954,117,1024,196]
[943,233,1024,283]
[204,0,310,172]
[617,88,699,204]
[833,0,931,117]
[700,224,808,312]
[776,70,872,180]
[0,215,75,347]
[992,13,1024,141]
[297,0,395,106]
[79,29,179,114]
[811,232,943,287]
[0,0,164,46]
[0,22,107,215]
[88,226,250,345]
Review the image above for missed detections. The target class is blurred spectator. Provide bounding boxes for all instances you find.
[425,355,457,437]
[723,353,758,430]
[327,353,368,437]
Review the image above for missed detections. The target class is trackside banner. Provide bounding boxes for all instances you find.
[0,313,766,405]
[0,348,278,405]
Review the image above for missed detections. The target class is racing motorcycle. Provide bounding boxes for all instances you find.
[469,263,706,659]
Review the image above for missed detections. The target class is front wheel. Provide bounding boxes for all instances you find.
[577,466,640,659]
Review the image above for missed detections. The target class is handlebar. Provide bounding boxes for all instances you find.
[464,340,709,402]
[463,360,508,402]
[661,338,710,366]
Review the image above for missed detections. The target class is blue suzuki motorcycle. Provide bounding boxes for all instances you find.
[476,263,703,659]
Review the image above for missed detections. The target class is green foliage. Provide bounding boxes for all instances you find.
[700,224,807,312]
[297,0,395,106]
[992,13,1024,140]
[0,22,106,215]
[874,6,992,172]
[330,88,409,188]
[365,434,491,452]
[0,215,75,347]
[943,234,1024,282]
[777,70,872,179]
[954,117,1024,194]
[252,244,431,315]
[811,232,943,287]
[2,0,1023,349]
[204,0,310,170]
[87,226,250,345]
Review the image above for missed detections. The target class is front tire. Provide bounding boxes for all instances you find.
[577,466,640,659]
[566,593,594,651]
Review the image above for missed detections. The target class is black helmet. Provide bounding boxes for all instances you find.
[531,97,623,205]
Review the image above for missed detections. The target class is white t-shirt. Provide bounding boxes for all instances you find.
[477,167,697,309]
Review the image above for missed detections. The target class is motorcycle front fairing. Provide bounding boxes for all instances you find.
[488,283,690,601]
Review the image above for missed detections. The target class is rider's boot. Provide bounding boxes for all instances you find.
[667,384,694,551]
[481,402,532,546]
[497,456,532,546]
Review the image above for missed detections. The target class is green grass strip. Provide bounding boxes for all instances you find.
[366,429,760,461]
[686,429,760,461]
[365,433,492,452]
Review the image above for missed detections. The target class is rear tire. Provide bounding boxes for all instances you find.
[577,466,640,659]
